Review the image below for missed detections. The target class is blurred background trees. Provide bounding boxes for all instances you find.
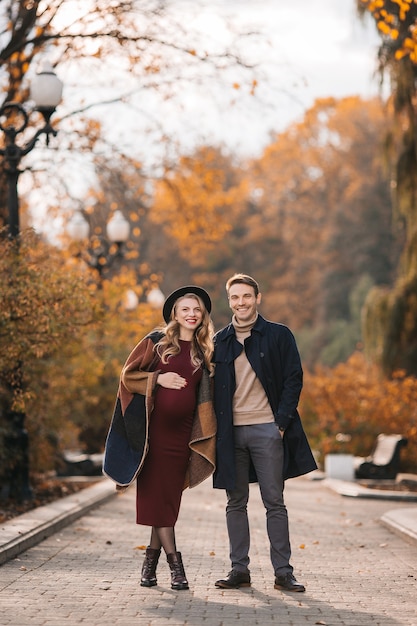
[358,0,417,376]
[0,0,260,492]
[1,1,417,487]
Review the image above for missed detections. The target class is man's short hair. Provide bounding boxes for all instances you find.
[226,274,260,297]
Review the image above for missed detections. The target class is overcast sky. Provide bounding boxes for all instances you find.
[26,0,384,235]
[145,0,383,158]
[54,0,383,165]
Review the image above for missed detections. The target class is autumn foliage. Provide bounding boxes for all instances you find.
[359,0,417,63]
[356,1,417,377]
[301,351,417,472]
[1,1,417,483]
[1,90,416,483]
[152,147,247,260]
[0,229,162,481]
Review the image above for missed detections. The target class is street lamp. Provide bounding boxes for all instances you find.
[0,61,63,238]
[124,287,165,312]
[0,62,63,502]
[147,288,165,308]
[67,209,131,277]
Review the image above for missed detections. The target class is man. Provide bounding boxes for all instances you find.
[213,274,317,592]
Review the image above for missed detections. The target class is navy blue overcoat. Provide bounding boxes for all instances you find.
[213,314,317,490]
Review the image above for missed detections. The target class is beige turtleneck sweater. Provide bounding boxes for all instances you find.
[232,314,275,426]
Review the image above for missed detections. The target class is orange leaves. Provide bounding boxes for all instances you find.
[0,230,98,412]
[249,79,258,96]
[364,1,385,9]
[300,351,417,472]
[250,96,392,335]
[151,147,245,262]
[377,20,399,38]
[361,0,417,64]
[395,33,417,61]
[395,0,413,22]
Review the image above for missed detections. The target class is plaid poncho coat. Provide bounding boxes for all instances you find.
[103,330,216,490]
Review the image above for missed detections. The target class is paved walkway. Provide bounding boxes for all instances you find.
[1,476,417,625]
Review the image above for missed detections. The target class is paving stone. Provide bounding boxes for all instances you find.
[0,477,416,625]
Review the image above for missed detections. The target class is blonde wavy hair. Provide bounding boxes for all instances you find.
[155,294,214,375]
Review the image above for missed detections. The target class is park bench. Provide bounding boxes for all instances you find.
[56,451,104,476]
[354,433,408,480]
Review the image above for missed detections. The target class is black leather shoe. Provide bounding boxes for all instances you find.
[274,572,305,592]
[215,570,251,589]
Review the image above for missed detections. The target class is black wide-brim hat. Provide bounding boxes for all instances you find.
[162,285,212,323]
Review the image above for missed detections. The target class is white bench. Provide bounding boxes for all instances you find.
[354,434,408,479]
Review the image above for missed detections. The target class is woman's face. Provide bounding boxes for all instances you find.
[174,296,204,336]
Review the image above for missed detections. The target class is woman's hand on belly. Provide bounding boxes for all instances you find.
[157,372,187,389]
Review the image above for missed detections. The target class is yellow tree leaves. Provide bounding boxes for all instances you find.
[359,0,417,63]
[247,96,396,336]
[358,2,417,376]
[300,351,417,472]
[0,230,99,412]
[151,147,247,262]
[0,228,163,474]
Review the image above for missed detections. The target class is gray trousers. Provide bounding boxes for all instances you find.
[226,423,293,576]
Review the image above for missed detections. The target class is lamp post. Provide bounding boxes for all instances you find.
[0,62,63,501]
[124,288,165,312]
[67,209,130,277]
[0,62,63,238]
[147,288,165,308]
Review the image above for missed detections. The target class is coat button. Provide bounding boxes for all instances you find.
[260,352,264,357]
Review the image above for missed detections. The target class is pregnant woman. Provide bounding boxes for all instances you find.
[103,286,216,591]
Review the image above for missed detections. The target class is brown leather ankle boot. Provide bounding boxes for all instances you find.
[166,551,189,590]
[140,547,161,587]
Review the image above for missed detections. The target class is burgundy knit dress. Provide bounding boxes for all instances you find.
[136,340,202,527]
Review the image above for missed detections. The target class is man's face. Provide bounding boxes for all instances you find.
[228,283,261,323]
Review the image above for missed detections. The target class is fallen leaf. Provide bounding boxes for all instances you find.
[135,545,147,550]
[299,544,305,549]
